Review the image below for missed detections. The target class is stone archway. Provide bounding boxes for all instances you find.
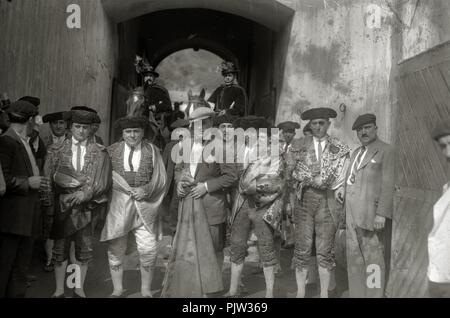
[104,0,294,132]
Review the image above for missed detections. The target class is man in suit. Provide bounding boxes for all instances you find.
[337,114,395,298]
[176,107,238,272]
[161,118,190,234]
[18,97,46,172]
[0,101,50,297]
[161,107,237,297]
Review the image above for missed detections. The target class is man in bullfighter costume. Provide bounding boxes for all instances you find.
[41,111,69,273]
[208,61,247,117]
[45,108,112,298]
[292,107,350,298]
[101,116,167,298]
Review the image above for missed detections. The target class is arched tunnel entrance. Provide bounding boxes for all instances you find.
[104,1,294,140]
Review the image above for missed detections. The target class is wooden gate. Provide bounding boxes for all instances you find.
[386,42,450,297]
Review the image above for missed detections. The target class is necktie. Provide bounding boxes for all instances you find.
[349,146,366,184]
[317,140,323,166]
[76,143,82,172]
[128,147,135,172]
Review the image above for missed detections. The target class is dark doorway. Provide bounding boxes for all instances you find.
[111,7,293,136]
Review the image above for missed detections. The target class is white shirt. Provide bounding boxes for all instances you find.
[428,183,450,283]
[347,146,368,185]
[313,137,327,161]
[71,137,87,171]
[124,142,142,172]
[190,141,203,177]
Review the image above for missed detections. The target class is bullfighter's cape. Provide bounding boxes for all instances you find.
[230,145,286,233]
[100,141,167,242]
[44,139,112,239]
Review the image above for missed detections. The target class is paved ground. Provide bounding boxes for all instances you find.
[26,235,349,298]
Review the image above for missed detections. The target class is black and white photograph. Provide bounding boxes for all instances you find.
[0,0,450,303]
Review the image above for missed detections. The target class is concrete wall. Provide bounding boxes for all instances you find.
[399,0,450,61]
[275,0,398,150]
[0,0,118,143]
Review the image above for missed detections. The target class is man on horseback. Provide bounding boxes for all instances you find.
[208,61,247,117]
[134,56,173,149]
[135,56,172,117]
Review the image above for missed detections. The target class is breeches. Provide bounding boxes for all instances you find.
[230,199,277,267]
[107,224,158,269]
[53,225,93,265]
[294,188,336,271]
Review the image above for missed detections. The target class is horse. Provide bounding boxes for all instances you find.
[184,89,211,119]
[125,86,147,118]
[123,86,169,148]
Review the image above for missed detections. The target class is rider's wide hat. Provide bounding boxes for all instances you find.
[189,107,215,123]
[220,61,239,76]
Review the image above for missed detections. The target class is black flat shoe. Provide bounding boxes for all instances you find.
[44,261,55,273]
[51,293,66,298]
[73,291,86,298]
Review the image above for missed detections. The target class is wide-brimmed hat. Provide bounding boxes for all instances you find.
[135,55,159,78]
[189,107,216,123]
[220,61,239,76]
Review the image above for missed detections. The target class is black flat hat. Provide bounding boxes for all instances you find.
[352,114,377,131]
[114,116,148,130]
[277,121,300,132]
[301,107,337,121]
[18,96,40,107]
[432,121,450,141]
[8,100,39,120]
[43,112,65,123]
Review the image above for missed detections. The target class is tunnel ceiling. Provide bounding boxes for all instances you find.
[102,0,294,31]
[136,9,255,67]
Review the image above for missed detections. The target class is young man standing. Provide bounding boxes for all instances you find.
[292,107,350,298]
[45,108,112,298]
[101,116,167,298]
[41,111,68,272]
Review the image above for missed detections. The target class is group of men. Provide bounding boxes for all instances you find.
[167,106,395,299]
[1,56,448,299]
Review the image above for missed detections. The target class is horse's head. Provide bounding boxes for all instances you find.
[126,87,147,117]
[186,88,210,118]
